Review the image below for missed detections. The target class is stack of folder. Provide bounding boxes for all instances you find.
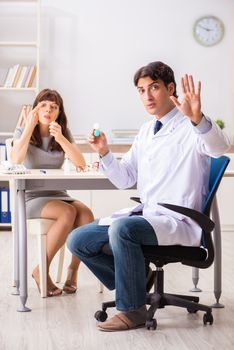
[0,187,11,223]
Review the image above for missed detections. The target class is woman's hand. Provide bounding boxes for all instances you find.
[49,121,63,143]
[24,102,42,129]
[88,129,109,157]
[170,74,202,125]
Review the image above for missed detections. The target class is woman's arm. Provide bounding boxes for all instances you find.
[10,104,40,164]
[49,122,86,168]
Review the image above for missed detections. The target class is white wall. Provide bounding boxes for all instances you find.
[39,0,234,141]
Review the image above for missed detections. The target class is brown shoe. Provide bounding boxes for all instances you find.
[97,313,145,332]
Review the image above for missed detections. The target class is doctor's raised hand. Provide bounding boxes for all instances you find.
[170,74,202,125]
[88,128,110,157]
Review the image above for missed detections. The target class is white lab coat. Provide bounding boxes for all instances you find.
[99,111,230,246]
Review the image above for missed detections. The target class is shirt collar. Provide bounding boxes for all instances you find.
[154,107,178,128]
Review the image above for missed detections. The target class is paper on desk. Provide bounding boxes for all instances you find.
[0,161,30,174]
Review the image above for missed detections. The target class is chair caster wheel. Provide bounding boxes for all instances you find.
[145,318,157,330]
[203,312,213,325]
[187,308,198,313]
[94,310,108,322]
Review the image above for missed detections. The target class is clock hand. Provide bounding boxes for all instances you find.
[198,24,212,32]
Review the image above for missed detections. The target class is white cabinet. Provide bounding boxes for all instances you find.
[90,152,138,218]
[92,189,138,219]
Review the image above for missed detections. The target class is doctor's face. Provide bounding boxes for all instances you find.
[137,76,175,118]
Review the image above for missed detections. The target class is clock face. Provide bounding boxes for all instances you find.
[193,16,224,46]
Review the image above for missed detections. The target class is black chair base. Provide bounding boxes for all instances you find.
[94,268,214,330]
[146,292,213,329]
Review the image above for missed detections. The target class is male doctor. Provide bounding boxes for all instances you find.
[68,61,230,331]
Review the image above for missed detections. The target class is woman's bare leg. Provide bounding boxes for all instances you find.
[63,200,94,293]
[32,200,77,295]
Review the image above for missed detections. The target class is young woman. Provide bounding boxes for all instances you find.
[11,89,94,296]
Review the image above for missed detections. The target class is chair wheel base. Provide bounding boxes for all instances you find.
[203,312,213,325]
[145,318,157,330]
[94,310,108,322]
[187,308,198,314]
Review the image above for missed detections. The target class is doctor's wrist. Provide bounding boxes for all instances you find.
[191,112,204,126]
[99,149,110,158]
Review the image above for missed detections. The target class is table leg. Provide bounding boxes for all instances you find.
[17,188,31,312]
[12,212,19,295]
[211,196,224,308]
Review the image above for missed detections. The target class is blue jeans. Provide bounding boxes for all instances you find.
[67,216,157,311]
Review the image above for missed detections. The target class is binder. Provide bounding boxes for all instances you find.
[0,143,7,163]
[0,187,11,223]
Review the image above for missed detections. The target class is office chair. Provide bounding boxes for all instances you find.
[94,156,230,330]
[6,138,65,298]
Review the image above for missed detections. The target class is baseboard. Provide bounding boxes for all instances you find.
[221,225,234,232]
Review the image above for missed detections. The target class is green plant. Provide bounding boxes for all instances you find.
[215,119,225,129]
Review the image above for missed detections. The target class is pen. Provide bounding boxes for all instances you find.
[40,169,47,174]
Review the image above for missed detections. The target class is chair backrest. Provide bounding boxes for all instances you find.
[196,155,230,267]
[142,155,230,269]
[203,156,230,217]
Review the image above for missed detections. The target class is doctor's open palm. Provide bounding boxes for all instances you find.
[170,74,202,125]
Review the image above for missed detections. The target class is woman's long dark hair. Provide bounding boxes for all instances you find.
[30,89,72,152]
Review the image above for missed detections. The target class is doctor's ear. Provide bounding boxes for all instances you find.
[167,82,175,96]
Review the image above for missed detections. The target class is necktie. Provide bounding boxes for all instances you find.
[154,120,163,135]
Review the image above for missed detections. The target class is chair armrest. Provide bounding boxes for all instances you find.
[157,203,215,232]
[130,196,141,203]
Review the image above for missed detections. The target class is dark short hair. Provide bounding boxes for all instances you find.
[134,61,178,97]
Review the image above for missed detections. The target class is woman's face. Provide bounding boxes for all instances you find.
[37,100,60,125]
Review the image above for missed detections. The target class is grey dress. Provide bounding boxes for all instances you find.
[13,127,75,219]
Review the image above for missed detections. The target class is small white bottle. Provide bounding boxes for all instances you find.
[64,156,71,174]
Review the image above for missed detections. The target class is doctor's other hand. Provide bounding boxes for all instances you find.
[88,129,109,157]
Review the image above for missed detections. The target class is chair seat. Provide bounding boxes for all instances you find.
[142,245,207,264]
[102,242,207,263]
[27,218,55,235]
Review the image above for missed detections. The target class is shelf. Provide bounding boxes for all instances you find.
[0,223,11,227]
[0,1,38,3]
[0,132,13,137]
[0,87,38,91]
[0,41,38,47]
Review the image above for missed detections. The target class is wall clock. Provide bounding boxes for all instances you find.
[193,16,225,46]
